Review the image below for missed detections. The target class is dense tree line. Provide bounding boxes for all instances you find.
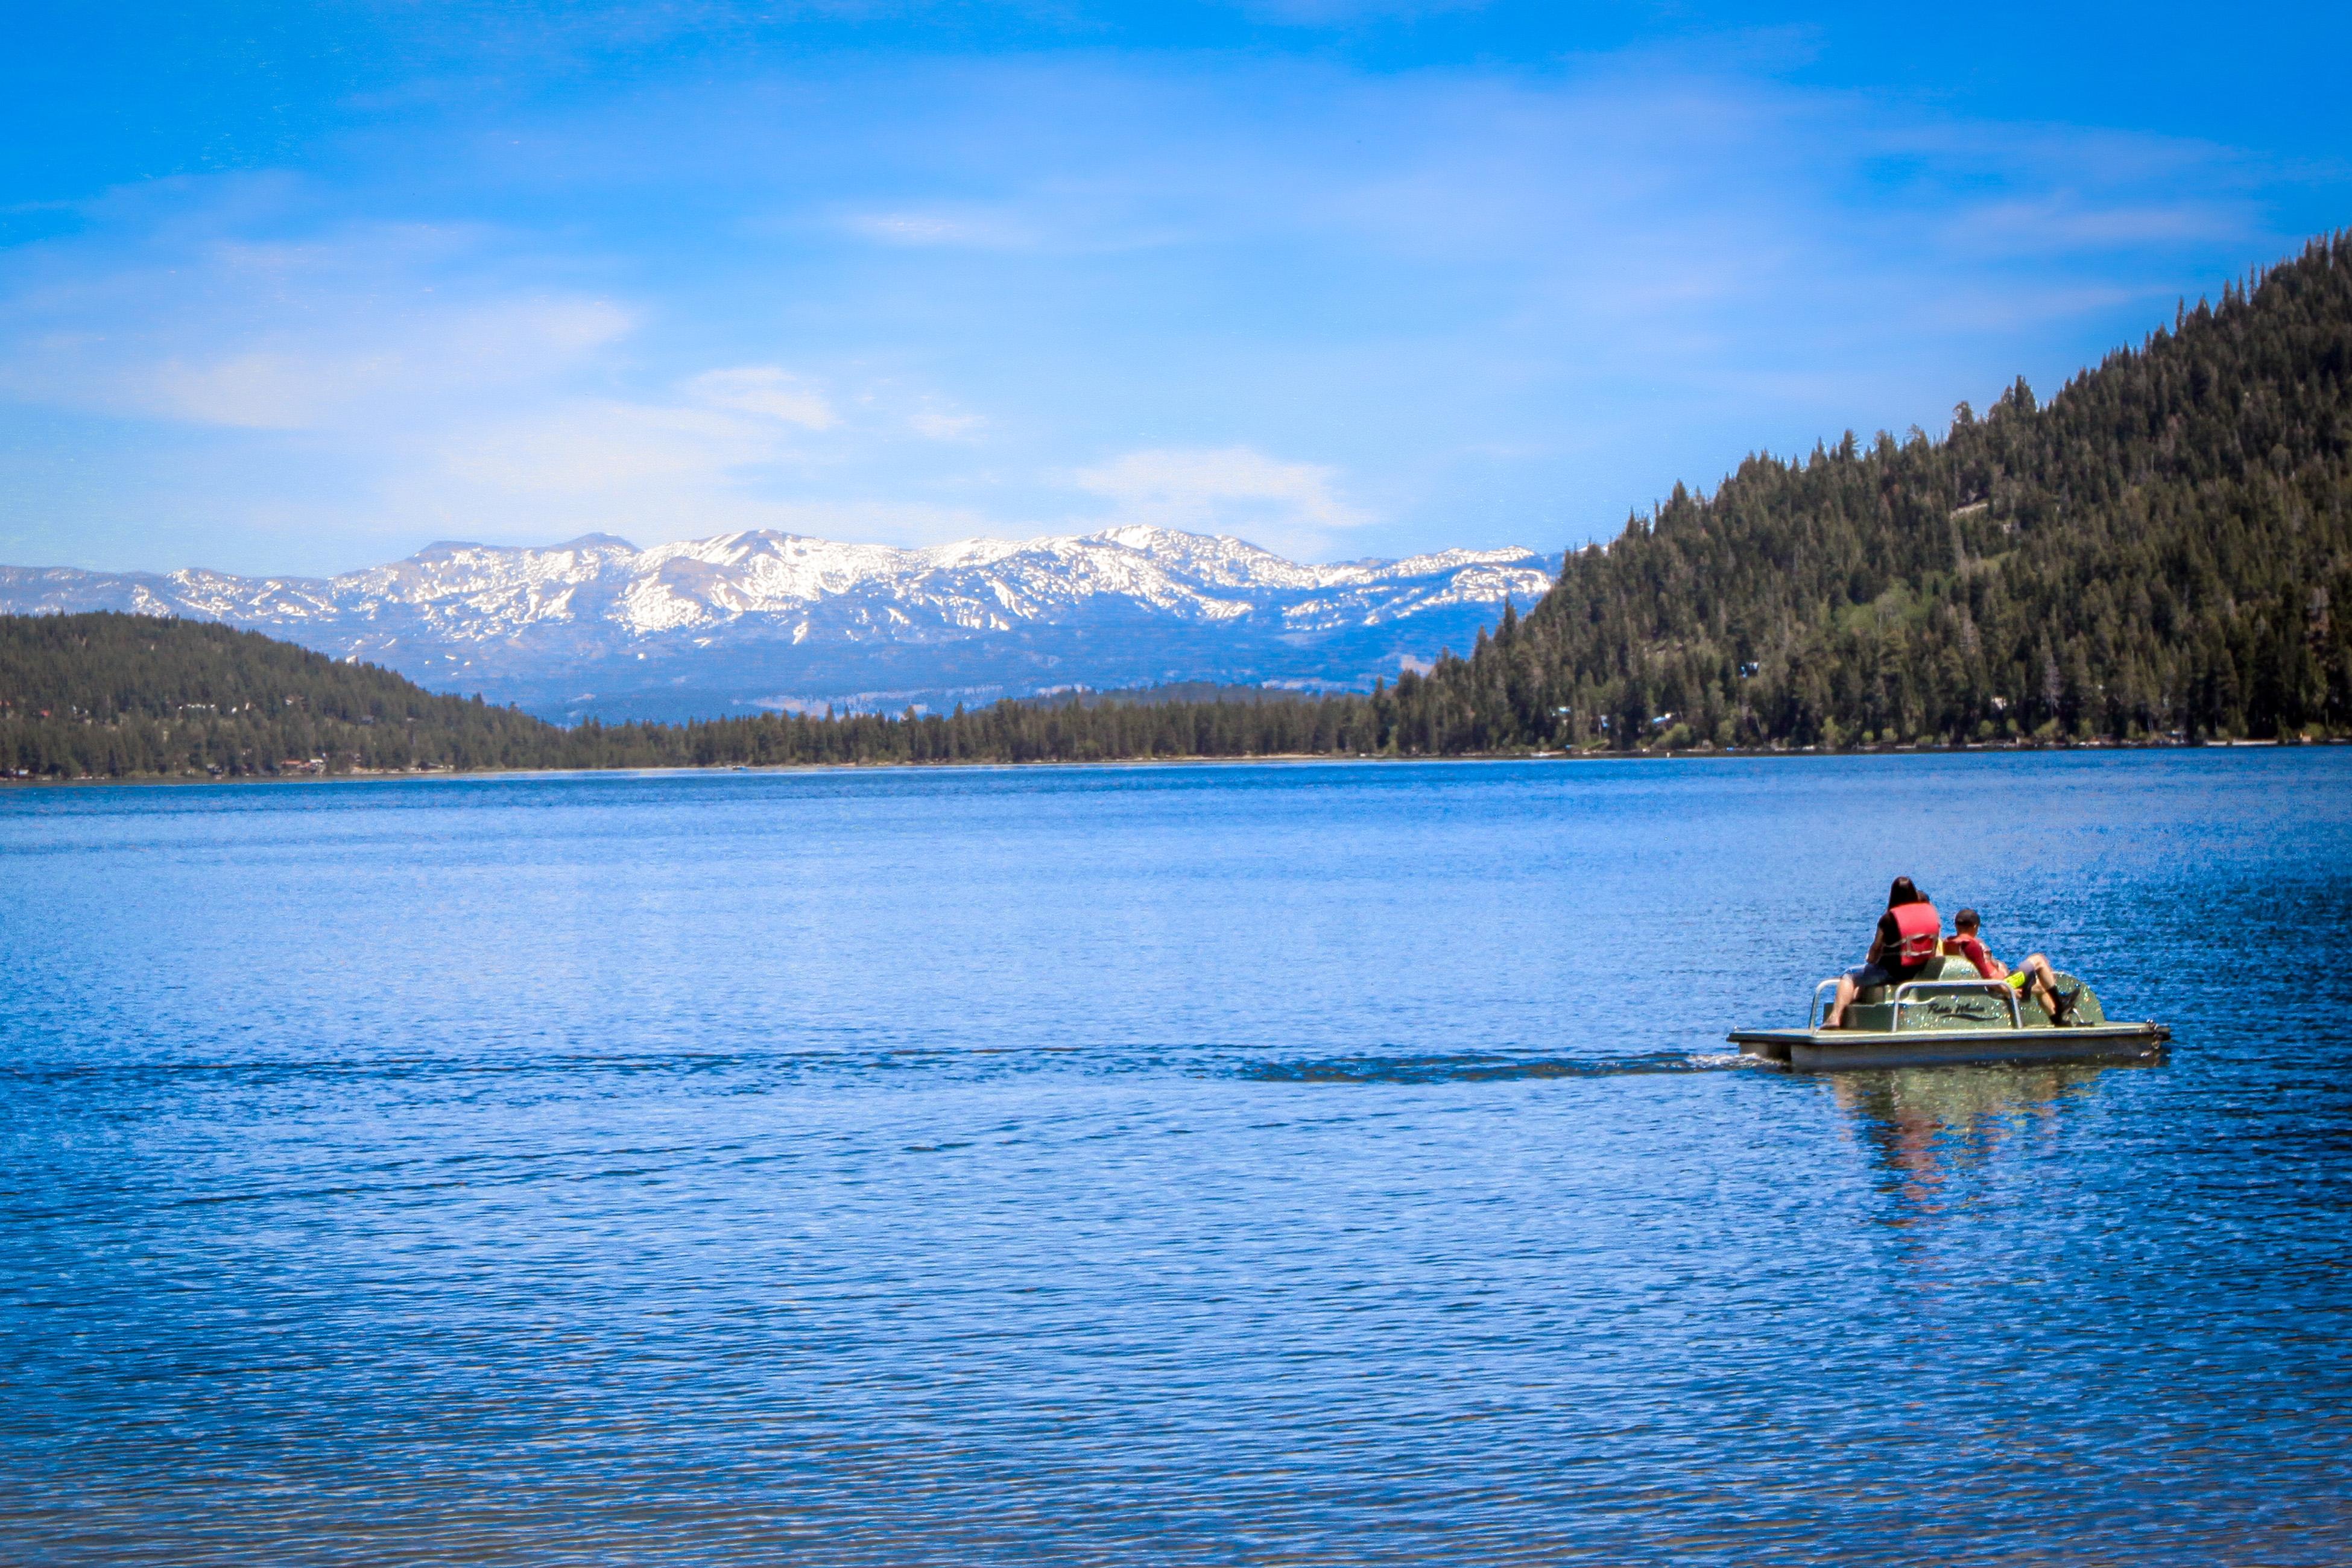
[0,613,1392,778]
[1405,229,2352,750]
[0,616,564,778]
[6,230,2348,782]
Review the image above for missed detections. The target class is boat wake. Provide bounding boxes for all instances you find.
[1236,1051,1765,1086]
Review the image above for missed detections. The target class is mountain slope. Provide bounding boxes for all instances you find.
[1392,230,2352,750]
[18,232,2344,759]
[15,232,2350,793]
[0,613,560,777]
[1,525,1557,722]
[0,612,1392,779]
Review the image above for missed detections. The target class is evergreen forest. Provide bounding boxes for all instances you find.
[0,613,1389,777]
[6,230,2350,782]
[1430,229,2352,751]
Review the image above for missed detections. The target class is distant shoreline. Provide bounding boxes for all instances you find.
[7,733,2341,788]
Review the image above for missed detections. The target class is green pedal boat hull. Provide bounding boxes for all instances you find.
[1728,1021,2169,1071]
[1731,956,2169,1070]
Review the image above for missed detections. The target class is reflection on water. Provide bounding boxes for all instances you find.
[4,751,2351,1563]
[1830,1063,2149,1218]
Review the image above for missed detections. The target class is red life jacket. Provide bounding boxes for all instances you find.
[1889,901,1942,966]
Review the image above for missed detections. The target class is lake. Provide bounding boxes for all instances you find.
[4,751,2349,1564]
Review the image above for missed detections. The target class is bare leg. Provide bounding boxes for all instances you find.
[1827,973,1858,1029]
[2022,953,2063,1019]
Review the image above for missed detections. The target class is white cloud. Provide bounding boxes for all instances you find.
[0,222,634,432]
[1938,194,2252,256]
[909,405,985,441]
[121,296,636,430]
[0,205,1017,564]
[841,209,1034,248]
[1239,0,1492,25]
[739,498,1004,543]
[440,400,781,494]
[0,48,2321,578]
[1070,446,1370,555]
[684,365,838,429]
[144,349,379,431]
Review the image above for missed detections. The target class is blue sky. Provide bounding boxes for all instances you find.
[3,1,2347,575]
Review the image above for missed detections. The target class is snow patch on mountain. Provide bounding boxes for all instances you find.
[1,525,1560,719]
[2,525,1551,643]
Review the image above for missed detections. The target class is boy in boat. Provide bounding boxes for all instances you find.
[1944,908,2076,1023]
[1825,876,1942,1029]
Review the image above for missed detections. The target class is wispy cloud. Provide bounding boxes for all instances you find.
[909,405,985,441]
[1938,194,2256,255]
[0,215,634,432]
[684,365,839,429]
[0,195,1002,564]
[841,209,1035,249]
[0,39,2333,577]
[1070,446,1368,557]
[440,402,776,495]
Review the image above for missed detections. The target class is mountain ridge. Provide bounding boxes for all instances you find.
[11,232,2349,773]
[0,525,1560,722]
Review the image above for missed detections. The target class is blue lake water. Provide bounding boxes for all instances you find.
[4,751,2350,1564]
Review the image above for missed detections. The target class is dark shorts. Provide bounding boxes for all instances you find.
[1847,963,1897,990]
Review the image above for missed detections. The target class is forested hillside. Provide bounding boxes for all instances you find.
[0,613,1386,777]
[0,615,564,777]
[1400,230,2352,749]
[8,232,2350,780]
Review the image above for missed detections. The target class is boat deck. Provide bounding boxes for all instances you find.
[1729,1022,2169,1071]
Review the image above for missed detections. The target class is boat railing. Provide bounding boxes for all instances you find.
[1809,976,2025,1031]
[1891,979,2025,1030]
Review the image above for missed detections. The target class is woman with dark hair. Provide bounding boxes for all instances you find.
[1824,876,1944,1028]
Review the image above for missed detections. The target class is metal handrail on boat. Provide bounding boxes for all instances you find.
[1808,976,2025,1031]
[1891,978,2025,1029]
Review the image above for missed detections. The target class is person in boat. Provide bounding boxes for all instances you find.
[1825,876,1942,1029]
[1944,908,2075,1023]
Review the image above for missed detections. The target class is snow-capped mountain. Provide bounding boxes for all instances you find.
[1,525,1560,722]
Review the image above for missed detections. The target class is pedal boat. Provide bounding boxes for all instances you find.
[1729,956,2169,1070]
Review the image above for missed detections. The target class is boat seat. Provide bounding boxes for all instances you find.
[1852,955,1978,1006]
[1843,956,2000,1031]
[1825,959,2109,1034]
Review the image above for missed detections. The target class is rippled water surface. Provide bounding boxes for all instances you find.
[5,751,2350,1564]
